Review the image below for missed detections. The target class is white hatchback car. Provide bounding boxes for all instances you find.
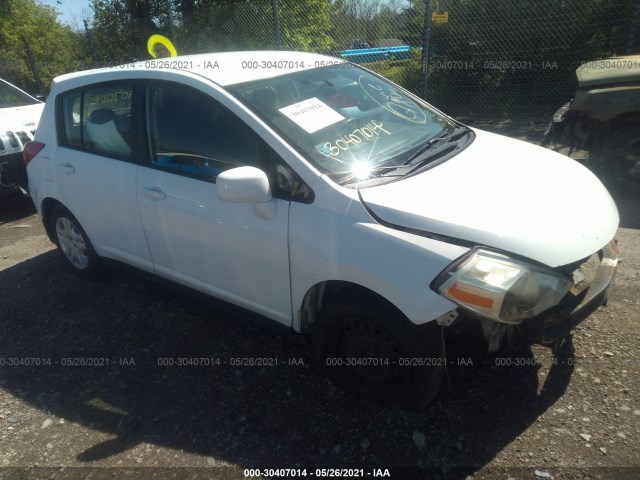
[26,51,619,408]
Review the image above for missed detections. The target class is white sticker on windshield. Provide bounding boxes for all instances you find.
[279,97,344,134]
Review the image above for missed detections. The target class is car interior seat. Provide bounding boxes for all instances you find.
[84,108,131,156]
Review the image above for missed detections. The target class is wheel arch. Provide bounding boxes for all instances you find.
[40,197,65,243]
[298,280,408,335]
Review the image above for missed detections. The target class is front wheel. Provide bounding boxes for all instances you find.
[311,293,445,409]
[50,205,102,278]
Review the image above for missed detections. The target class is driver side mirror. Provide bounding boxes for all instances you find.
[216,166,277,220]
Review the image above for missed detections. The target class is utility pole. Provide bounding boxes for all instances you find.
[272,0,282,50]
[22,37,43,94]
[168,6,177,47]
[421,0,431,100]
[628,0,640,54]
[83,18,98,64]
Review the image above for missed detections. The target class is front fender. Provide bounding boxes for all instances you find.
[288,186,468,331]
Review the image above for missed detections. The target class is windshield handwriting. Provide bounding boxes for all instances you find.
[318,120,391,157]
[359,77,427,124]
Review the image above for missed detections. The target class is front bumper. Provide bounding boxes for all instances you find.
[1,128,34,194]
[0,152,28,194]
[476,239,619,351]
[527,239,619,345]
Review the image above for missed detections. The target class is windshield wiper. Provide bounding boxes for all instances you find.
[403,125,470,168]
[403,133,449,166]
[336,125,472,186]
[333,163,413,185]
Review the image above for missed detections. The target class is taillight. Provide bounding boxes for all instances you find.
[23,141,45,166]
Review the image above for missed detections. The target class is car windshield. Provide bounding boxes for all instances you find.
[229,65,455,185]
[0,80,39,108]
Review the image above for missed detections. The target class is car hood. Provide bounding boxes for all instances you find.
[359,128,619,267]
[0,103,44,132]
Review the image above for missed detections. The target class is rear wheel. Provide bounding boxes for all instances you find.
[312,293,445,409]
[50,205,102,278]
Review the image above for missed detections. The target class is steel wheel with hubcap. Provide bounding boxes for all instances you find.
[312,292,445,409]
[50,206,102,278]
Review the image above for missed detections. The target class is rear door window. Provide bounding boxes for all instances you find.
[60,83,134,159]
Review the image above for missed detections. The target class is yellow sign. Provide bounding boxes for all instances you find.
[432,12,449,24]
[147,34,177,58]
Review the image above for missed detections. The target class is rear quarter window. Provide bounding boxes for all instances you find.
[61,92,81,147]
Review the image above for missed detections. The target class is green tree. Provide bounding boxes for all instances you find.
[279,0,333,52]
[90,0,333,58]
[91,0,172,62]
[0,0,83,93]
[329,0,408,49]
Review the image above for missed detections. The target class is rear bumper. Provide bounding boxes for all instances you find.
[532,239,618,344]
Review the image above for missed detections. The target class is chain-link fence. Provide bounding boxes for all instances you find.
[53,0,640,118]
[425,0,637,116]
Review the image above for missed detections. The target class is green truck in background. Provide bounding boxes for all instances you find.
[542,55,640,195]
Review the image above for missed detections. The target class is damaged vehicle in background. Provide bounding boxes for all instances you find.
[0,78,44,196]
[25,51,619,408]
[541,55,640,195]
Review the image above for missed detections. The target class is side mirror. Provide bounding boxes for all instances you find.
[217,166,276,219]
[217,166,272,203]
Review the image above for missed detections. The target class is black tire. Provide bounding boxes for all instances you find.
[596,127,640,197]
[312,293,445,409]
[50,205,102,278]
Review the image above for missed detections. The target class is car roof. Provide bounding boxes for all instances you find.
[53,51,346,89]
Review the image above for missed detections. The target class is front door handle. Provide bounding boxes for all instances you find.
[144,186,167,200]
[60,163,75,175]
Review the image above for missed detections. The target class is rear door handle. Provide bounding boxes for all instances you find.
[60,163,75,175]
[144,186,167,200]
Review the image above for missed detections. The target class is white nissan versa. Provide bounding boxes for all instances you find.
[25,51,619,408]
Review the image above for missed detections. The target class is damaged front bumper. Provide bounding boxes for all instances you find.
[483,239,619,351]
[537,239,618,344]
[1,129,34,195]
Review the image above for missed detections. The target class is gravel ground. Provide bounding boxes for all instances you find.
[1,121,639,480]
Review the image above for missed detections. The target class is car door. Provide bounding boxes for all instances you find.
[136,82,292,324]
[54,82,152,270]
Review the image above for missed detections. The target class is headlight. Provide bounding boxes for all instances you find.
[433,249,572,324]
